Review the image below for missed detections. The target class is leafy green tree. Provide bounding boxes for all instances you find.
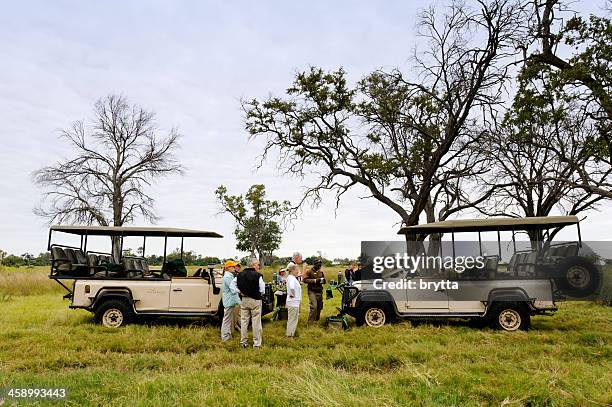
[21,253,34,267]
[34,252,51,266]
[244,1,524,243]
[146,255,163,266]
[477,65,611,243]
[215,184,290,265]
[304,256,333,267]
[2,255,22,267]
[526,0,611,158]
[198,256,221,266]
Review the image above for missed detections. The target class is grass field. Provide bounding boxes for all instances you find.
[0,266,611,406]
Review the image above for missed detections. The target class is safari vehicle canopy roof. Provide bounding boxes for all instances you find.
[398,216,579,235]
[50,225,223,238]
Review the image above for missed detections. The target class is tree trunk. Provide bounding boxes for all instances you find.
[112,188,122,263]
[424,200,441,257]
[527,229,543,251]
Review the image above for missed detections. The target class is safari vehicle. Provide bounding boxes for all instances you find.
[339,216,603,331]
[47,226,274,328]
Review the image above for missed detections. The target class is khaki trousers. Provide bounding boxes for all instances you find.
[286,305,300,337]
[240,297,263,347]
[308,290,323,322]
[221,306,236,341]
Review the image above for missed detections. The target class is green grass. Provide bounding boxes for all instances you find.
[0,267,610,406]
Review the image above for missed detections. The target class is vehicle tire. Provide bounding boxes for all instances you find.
[358,303,392,328]
[489,303,530,331]
[557,259,600,298]
[94,299,134,328]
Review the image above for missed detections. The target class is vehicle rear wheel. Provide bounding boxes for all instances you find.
[490,303,530,331]
[359,303,391,328]
[94,299,134,328]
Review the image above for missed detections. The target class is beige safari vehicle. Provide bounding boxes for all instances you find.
[47,226,274,327]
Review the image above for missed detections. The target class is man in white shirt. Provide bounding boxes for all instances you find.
[285,262,302,337]
[292,251,306,280]
[231,257,266,348]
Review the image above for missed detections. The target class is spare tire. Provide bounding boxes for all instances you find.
[556,258,601,298]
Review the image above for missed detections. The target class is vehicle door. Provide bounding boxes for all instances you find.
[446,257,498,313]
[169,277,210,312]
[127,280,172,312]
[404,275,449,312]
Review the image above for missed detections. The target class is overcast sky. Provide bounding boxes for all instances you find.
[1,0,610,260]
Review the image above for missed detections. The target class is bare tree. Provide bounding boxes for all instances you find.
[245,0,524,244]
[34,95,183,259]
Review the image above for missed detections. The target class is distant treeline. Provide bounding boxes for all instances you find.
[0,252,51,267]
[0,248,352,268]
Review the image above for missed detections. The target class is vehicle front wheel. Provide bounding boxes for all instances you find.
[489,303,530,331]
[94,299,134,328]
[358,303,391,328]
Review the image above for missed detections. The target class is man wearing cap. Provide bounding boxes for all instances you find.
[231,257,266,348]
[302,258,326,323]
[220,260,241,342]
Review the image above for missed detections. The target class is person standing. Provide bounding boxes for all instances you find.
[292,251,305,281]
[345,261,358,285]
[232,263,243,332]
[285,262,302,337]
[274,268,287,309]
[220,260,241,342]
[232,257,265,348]
[302,258,326,323]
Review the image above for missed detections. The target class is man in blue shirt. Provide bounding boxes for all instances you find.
[220,260,241,342]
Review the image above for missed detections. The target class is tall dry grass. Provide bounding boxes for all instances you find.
[0,267,64,297]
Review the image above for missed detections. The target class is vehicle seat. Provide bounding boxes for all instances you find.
[61,248,88,276]
[523,252,537,276]
[89,254,123,278]
[87,253,99,275]
[515,253,528,275]
[51,246,71,273]
[98,254,112,264]
[515,252,536,277]
[123,257,145,278]
[561,244,578,257]
[483,255,499,278]
[507,253,518,273]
